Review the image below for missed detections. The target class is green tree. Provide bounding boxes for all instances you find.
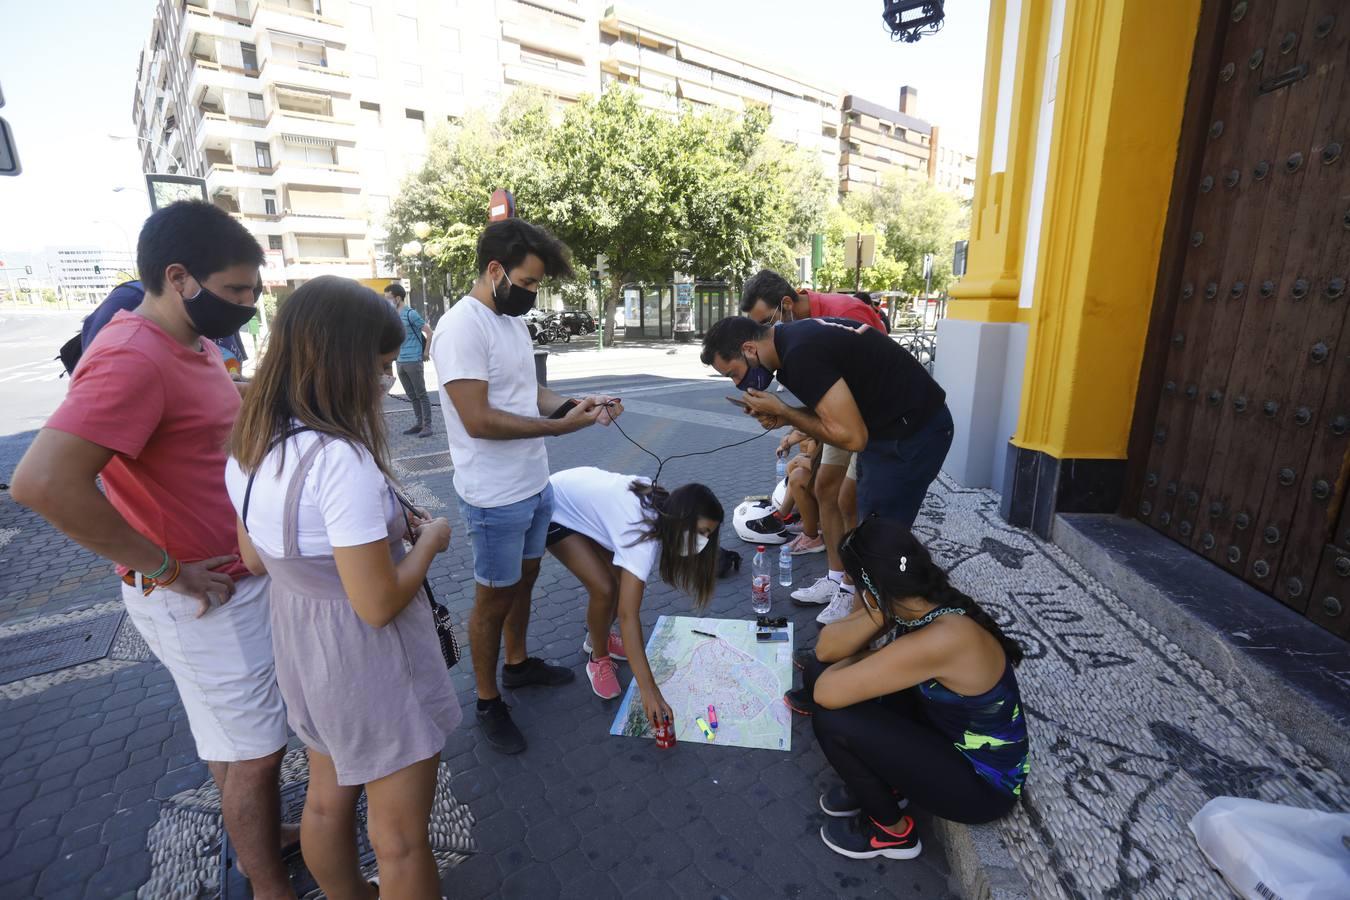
[385,90,556,295]
[844,172,968,296]
[387,86,830,341]
[814,205,908,293]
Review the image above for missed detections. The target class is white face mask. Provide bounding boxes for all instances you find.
[679,533,710,557]
[379,373,396,393]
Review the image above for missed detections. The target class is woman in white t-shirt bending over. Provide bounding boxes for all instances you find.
[225,277,460,900]
[546,467,723,725]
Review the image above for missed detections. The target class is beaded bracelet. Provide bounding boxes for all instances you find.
[146,549,172,580]
[156,559,182,588]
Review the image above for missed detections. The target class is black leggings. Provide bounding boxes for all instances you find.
[803,656,1017,825]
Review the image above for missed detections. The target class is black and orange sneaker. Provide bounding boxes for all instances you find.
[819,785,910,817]
[820,813,922,860]
[783,687,814,716]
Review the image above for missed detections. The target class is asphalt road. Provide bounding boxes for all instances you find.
[0,308,84,473]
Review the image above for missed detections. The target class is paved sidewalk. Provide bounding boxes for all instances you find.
[0,375,956,899]
[2,371,1347,898]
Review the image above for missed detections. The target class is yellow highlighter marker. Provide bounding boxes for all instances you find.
[695,716,715,741]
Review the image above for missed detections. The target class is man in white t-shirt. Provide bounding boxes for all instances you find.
[431,219,623,754]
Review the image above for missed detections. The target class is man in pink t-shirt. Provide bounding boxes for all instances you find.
[739,268,886,332]
[12,202,296,900]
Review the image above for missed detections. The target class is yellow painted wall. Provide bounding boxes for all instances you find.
[948,0,1053,324]
[1014,0,1201,460]
[951,0,1202,461]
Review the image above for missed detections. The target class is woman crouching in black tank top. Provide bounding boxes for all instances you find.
[791,516,1029,861]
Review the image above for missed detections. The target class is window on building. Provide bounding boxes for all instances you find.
[402,63,422,86]
[248,92,266,119]
[349,1,374,31]
[442,26,460,51]
[255,141,273,169]
[397,15,418,47]
[268,235,283,250]
[262,189,278,215]
[354,52,377,79]
[358,101,381,127]
[240,42,258,72]
[405,109,425,137]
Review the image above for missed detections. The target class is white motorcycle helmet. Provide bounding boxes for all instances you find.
[733,479,790,545]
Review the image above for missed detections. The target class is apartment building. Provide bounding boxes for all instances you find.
[131,1,972,290]
[839,86,975,199]
[598,5,840,178]
[132,0,591,288]
[49,248,139,305]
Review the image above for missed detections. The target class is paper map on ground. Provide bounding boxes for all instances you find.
[609,615,793,751]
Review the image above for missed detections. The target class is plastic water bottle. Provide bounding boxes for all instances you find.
[775,454,787,481]
[779,544,793,587]
[752,546,772,614]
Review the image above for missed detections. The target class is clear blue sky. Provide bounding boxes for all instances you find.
[0,0,988,254]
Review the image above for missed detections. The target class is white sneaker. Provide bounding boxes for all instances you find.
[791,576,839,606]
[816,586,856,625]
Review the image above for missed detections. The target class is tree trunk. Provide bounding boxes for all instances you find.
[601,272,623,347]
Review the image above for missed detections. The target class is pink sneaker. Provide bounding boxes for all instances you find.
[581,631,628,661]
[585,657,622,700]
[789,533,826,556]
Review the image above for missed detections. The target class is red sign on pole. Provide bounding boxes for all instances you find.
[488,189,515,222]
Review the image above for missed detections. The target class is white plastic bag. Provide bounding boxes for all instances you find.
[1189,797,1350,900]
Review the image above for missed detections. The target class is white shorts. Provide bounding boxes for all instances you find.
[121,574,288,763]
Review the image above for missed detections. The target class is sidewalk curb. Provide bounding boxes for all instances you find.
[935,818,1030,900]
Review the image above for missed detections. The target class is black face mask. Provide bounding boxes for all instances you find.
[735,348,774,392]
[493,269,537,317]
[183,274,257,339]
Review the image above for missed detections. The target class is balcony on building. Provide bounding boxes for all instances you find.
[261,36,348,93]
[501,0,588,62]
[266,85,353,142]
[252,0,344,45]
[502,44,594,100]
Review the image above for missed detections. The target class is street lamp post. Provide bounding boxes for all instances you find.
[108,133,176,173]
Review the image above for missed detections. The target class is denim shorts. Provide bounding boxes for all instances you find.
[456,483,554,588]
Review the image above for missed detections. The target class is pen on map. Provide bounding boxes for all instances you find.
[707,706,719,730]
[691,629,718,638]
[696,717,715,741]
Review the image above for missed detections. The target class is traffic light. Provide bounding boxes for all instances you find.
[94,265,102,275]
[0,81,19,177]
[24,265,32,275]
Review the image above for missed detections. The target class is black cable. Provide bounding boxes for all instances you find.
[607,406,772,485]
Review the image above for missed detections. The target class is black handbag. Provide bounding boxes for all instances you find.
[395,491,460,670]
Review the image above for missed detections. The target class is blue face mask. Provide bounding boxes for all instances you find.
[736,362,774,392]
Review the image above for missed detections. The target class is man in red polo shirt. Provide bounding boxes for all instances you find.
[739,268,886,332]
[738,269,886,627]
[12,202,295,900]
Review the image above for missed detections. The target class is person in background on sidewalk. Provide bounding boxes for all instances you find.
[855,292,892,333]
[228,277,460,900]
[791,517,1028,861]
[12,201,296,900]
[703,315,954,626]
[545,467,722,716]
[384,283,434,438]
[432,219,623,755]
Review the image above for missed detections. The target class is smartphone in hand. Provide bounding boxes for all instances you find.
[725,396,750,411]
